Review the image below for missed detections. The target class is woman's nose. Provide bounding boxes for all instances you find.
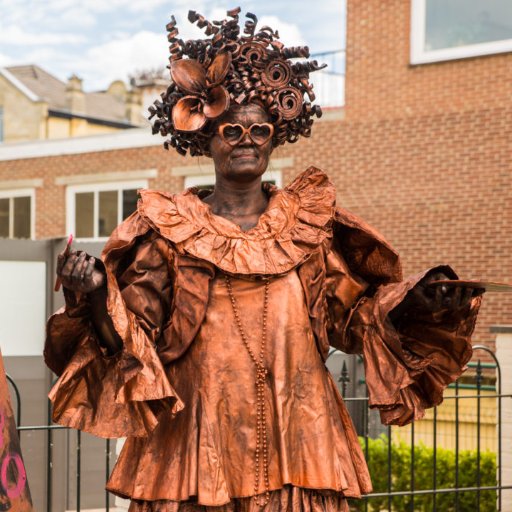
[238,131,253,146]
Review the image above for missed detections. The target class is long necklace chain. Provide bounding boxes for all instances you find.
[224,275,271,507]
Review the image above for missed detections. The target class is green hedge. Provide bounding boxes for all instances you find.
[349,435,497,511]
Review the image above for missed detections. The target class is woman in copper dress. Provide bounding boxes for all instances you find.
[45,9,482,512]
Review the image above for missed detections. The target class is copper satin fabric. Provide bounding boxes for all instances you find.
[44,167,481,509]
[128,486,349,512]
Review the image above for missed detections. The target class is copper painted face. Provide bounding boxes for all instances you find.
[209,104,273,182]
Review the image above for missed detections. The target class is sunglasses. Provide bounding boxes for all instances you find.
[218,123,274,146]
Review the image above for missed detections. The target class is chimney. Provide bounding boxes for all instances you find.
[66,74,86,114]
[107,80,127,101]
[125,89,143,125]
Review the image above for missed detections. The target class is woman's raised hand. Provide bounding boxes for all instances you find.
[56,250,105,294]
[406,271,482,314]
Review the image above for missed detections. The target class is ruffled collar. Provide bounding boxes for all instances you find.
[137,166,335,275]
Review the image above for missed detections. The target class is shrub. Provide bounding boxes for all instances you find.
[349,435,497,511]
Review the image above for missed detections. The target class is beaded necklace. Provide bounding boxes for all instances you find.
[224,274,271,507]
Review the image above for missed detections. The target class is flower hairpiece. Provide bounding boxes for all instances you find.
[171,52,232,131]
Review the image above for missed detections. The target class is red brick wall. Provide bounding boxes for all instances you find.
[333,0,512,346]
[345,0,512,120]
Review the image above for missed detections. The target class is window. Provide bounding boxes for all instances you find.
[67,181,147,240]
[0,106,4,142]
[411,0,512,64]
[0,189,34,239]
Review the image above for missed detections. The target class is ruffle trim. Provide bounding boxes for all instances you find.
[47,216,184,439]
[127,485,349,512]
[356,266,480,426]
[138,166,335,275]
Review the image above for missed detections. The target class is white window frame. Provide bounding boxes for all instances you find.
[411,0,512,64]
[0,188,35,239]
[184,170,283,189]
[66,180,148,241]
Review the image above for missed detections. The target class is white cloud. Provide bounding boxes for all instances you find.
[0,53,14,67]
[257,15,305,46]
[0,26,87,46]
[76,31,168,90]
[153,8,305,47]
[57,6,97,28]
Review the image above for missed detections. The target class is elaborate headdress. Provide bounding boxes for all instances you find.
[149,7,326,156]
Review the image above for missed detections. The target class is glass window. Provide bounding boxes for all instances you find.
[122,189,138,219]
[75,192,94,238]
[412,0,512,63]
[0,194,32,239]
[0,198,9,237]
[0,107,4,143]
[70,184,143,240]
[13,196,31,238]
[426,0,512,50]
[99,190,118,237]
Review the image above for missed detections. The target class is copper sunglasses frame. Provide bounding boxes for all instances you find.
[218,123,275,146]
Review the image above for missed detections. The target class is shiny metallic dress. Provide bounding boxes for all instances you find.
[45,168,480,511]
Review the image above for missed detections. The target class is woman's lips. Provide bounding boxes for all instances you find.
[232,152,258,159]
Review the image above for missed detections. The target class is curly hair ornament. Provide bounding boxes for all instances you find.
[149,7,327,156]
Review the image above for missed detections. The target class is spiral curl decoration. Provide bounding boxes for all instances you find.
[262,61,291,88]
[152,7,326,156]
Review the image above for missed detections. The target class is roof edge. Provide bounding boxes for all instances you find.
[48,109,138,128]
[0,67,41,102]
[0,128,160,161]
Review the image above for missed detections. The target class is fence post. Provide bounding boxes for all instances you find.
[493,325,512,511]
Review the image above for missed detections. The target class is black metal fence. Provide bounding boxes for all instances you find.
[5,344,510,511]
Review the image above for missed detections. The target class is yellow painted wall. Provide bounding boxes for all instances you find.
[0,76,131,142]
[47,117,70,139]
[392,388,497,452]
[46,116,130,139]
[0,75,47,142]
[73,121,121,137]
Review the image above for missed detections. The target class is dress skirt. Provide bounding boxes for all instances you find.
[128,486,349,512]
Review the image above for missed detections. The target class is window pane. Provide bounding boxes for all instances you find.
[99,190,118,237]
[425,0,512,50]
[122,189,138,219]
[0,198,9,238]
[75,192,94,238]
[13,196,31,238]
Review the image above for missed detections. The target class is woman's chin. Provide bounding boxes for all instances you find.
[225,164,266,182]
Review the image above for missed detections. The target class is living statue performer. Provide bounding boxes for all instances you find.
[45,8,483,512]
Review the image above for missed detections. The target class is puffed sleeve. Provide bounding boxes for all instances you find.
[326,207,482,427]
[44,213,183,438]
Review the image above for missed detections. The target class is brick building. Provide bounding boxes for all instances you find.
[1,0,510,342]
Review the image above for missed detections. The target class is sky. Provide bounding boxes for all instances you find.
[0,0,346,92]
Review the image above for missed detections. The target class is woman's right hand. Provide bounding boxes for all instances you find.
[56,250,106,294]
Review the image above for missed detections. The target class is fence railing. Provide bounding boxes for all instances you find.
[6,344,510,511]
[333,345,511,511]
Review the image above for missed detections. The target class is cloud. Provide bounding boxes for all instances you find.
[0,53,14,67]
[56,6,97,28]
[158,7,306,47]
[75,31,168,90]
[0,26,87,46]
[257,15,306,46]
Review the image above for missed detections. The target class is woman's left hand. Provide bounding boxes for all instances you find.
[406,271,482,314]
